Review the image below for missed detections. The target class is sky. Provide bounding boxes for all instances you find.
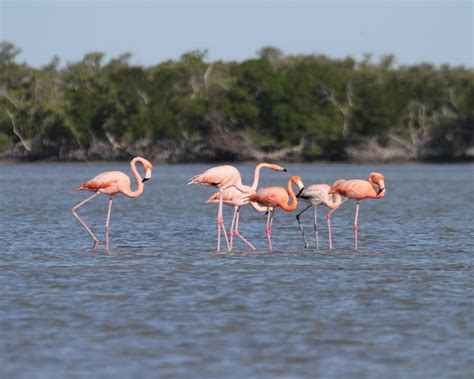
[1,0,472,68]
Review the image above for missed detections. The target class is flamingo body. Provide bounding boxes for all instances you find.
[72,157,153,250]
[188,165,253,252]
[247,176,305,251]
[329,172,385,250]
[187,165,244,190]
[75,171,131,196]
[201,163,287,251]
[250,187,290,209]
[299,184,332,206]
[207,187,249,207]
[330,180,381,200]
[296,184,343,249]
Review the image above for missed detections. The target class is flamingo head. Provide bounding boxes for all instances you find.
[270,164,287,173]
[260,162,287,172]
[141,159,153,182]
[290,176,305,196]
[369,172,385,194]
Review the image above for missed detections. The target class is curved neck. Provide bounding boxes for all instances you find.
[368,178,385,199]
[249,201,268,213]
[326,193,342,209]
[372,188,386,199]
[250,163,269,191]
[280,180,298,212]
[233,178,253,194]
[121,158,144,198]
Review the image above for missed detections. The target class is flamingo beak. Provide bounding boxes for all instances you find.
[296,180,305,197]
[377,180,385,195]
[142,169,152,182]
[282,168,288,172]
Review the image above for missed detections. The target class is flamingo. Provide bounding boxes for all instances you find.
[187,165,255,252]
[206,163,287,250]
[329,172,386,250]
[71,157,153,250]
[246,176,305,251]
[296,184,344,250]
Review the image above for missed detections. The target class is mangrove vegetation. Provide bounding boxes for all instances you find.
[0,42,472,162]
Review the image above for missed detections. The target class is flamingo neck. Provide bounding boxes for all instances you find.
[233,177,253,194]
[280,180,298,212]
[250,163,268,191]
[368,178,385,199]
[373,188,386,199]
[121,158,144,198]
[249,201,268,213]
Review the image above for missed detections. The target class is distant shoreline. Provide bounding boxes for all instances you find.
[1,156,472,165]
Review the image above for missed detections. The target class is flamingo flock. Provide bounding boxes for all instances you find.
[72,157,386,251]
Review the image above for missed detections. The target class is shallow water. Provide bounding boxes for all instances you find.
[0,162,473,378]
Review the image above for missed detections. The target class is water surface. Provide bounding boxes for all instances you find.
[1,163,473,378]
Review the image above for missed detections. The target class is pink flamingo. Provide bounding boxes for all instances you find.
[206,163,287,250]
[188,165,255,252]
[296,184,344,249]
[72,157,153,250]
[329,172,386,250]
[247,176,305,251]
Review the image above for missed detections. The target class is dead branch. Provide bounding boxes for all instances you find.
[5,109,31,152]
[323,87,352,137]
[136,89,149,105]
[203,64,213,90]
[0,86,19,109]
[388,132,417,155]
[346,82,354,108]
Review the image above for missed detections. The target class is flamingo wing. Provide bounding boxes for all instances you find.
[188,165,239,187]
[75,171,129,194]
[299,184,330,205]
[249,187,288,208]
[340,180,374,199]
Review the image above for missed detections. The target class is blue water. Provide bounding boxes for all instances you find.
[0,162,473,378]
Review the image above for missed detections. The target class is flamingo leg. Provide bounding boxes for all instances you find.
[354,201,360,251]
[326,210,333,251]
[295,204,312,248]
[326,197,348,250]
[234,207,256,250]
[313,206,320,250]
[217,190,231,252]
[105,197,113,251]
[265,210,273,251]
[229,206,239,251]
[71,192,100,249]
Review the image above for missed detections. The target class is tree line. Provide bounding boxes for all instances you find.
[1,42,472,162]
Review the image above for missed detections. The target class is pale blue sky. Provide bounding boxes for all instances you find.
[1,0,472,67]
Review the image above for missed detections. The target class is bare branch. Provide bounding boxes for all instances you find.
[388,132,417,155]
[323,87,351,137]
[203,64,213,89]
[190,76,199,98]
[346,82,354,108]
[407,110,418,145]
[0,86,19,109]
[441,104,459,120]
[136,89,149,105]
[5,109,31,151]
[419,105,429,138]
[105,131,122,149]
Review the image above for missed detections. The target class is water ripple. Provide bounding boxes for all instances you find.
[0,163,473,378]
